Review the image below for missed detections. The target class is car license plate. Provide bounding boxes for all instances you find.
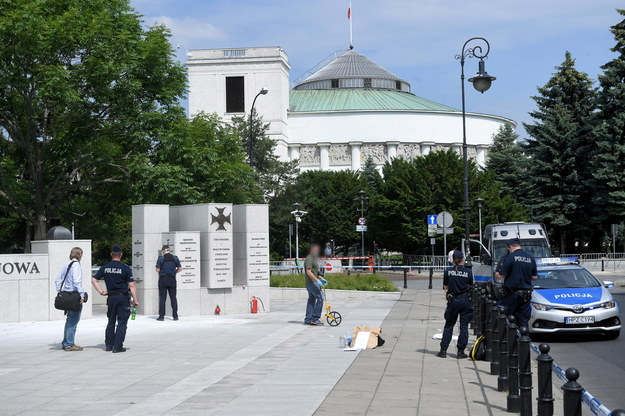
[565,316,595,324]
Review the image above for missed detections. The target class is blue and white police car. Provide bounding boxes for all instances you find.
[530,258,621,339]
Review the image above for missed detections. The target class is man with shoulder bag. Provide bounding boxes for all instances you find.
[54,247,88,352]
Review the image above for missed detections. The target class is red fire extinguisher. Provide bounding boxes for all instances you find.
[250,296,265,314]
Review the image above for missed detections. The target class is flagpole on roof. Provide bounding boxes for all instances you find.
[348,1,353,50]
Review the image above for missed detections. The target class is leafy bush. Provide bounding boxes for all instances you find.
[270,273,398,292]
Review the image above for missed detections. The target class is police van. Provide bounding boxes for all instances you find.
[530,258,621,339]
[471,222,551,296]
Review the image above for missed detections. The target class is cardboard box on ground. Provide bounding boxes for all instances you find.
[350,326,383,349]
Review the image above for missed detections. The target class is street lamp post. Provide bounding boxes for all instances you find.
[354,190,370,260]
[290,202,307,260]
[456,38,496,264]
[248,87,269,167]
[475,198,485,244]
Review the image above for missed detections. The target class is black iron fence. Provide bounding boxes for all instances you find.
[470,287,624,416]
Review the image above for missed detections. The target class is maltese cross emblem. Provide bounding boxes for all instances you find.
[211,207,231,231]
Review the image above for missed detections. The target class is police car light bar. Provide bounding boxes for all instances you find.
[535,257,579,266]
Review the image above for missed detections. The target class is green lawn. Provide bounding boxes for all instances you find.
[270,273,398,292]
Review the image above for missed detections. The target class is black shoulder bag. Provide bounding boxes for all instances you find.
[54,261,82,311]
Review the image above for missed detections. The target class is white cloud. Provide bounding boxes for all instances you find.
[147,15,226,42]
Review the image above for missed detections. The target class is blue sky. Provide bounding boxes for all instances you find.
[131,0,623,139]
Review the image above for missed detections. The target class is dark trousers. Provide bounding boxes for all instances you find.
[106,295,130,351]
[498,292,531,329]
[441,294,474,351]
[304,282,323,324]
[158,277,178,319]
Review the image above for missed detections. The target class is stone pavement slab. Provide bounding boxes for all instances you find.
[314,289,569,416]
[0,288,576,416]
[0,295,397,416]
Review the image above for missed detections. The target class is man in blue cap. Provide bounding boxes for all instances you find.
[437,250,474,358]
[92,245,139,353]
[155,245,182,321]
[496,238,537,329]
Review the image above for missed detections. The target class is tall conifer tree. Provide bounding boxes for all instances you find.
[593,9,625,236]
[523,52,596,252]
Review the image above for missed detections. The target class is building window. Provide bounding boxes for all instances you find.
[223,49,245,57]
[364,78,372,88]
[396,81,401,90]
[331,79,339,88]
[226,76,245,113]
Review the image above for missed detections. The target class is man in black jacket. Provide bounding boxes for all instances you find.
[155,245,182,321]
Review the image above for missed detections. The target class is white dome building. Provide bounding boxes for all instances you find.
[187,46,513,171]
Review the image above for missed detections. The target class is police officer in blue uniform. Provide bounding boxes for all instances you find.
[91,245,139,353]
[497,238,538,329]
[155,245,182,321]
[437,250,474,359]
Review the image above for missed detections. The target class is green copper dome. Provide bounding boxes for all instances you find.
[289,89,458,113]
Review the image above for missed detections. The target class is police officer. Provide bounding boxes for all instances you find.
[91,245,139,353]
[496,238,538,329]
[437,250,474,359]
[155,245,182,321]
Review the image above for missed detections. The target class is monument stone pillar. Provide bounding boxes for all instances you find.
[169,203,233,289]
[131,204,170,315]
[31,239,92,321]
[160,231,201,316]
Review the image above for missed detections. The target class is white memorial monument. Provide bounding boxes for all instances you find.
[0,238,92,323]
[233,204,270,286]
[132,203,270,316]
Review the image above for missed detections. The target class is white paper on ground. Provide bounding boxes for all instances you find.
[343,331,371,351]
[432,333,458,340]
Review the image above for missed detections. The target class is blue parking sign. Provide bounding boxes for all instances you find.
[427,215,437,225]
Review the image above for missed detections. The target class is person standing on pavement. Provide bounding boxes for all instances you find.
[55,247,86,352]
[496,238,538,329]
[437,250,474,359]
[155,245,182,321]
[91,245,139,353]
[448,247,458,266]
[303,244,327,326]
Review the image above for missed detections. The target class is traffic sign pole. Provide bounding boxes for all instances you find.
[429,237,435,290]
[443,214,447,259]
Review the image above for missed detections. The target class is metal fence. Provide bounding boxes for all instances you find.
[561,252,625,271]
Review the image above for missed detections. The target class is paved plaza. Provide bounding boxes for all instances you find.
[1,289,573,416]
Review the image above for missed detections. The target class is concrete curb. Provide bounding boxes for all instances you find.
[269,287,401,301]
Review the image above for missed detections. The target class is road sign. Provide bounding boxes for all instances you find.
[437,211,454,257]
[428,224,437,237]
[436,228,454,234]
[356,225,368,232]
[358,217,367,226]
[430,238,436,245]
[427,214,437,225]
[437,211,453,227]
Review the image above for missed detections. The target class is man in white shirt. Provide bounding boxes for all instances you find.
[448,247,458,266]
[54,247,86,351]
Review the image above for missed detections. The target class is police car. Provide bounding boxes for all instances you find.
[529,258,621,339]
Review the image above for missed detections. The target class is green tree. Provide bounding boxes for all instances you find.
[523,52,597,251]
[130,113,260,205]
[269,170,366,257]
[484,123,525,197]
[0,0,186,244]
[593,9,625,234]
[231,111,298,200]
[369,151,525,254]
[524,104,581,252]
[360,157,383,192]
